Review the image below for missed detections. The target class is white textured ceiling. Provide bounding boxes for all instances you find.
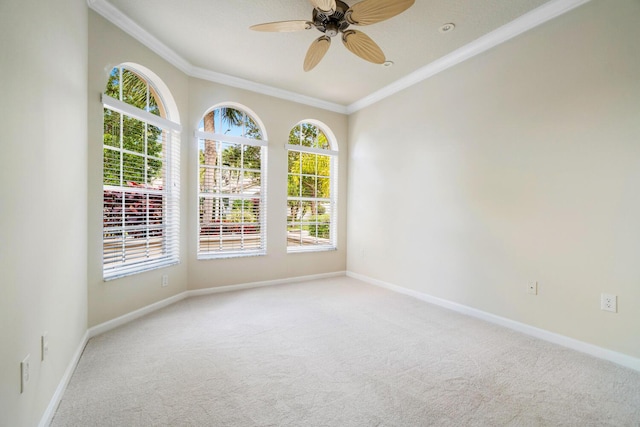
[99,0,560,109]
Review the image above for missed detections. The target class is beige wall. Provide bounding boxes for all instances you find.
[0,0,88,425]
[347,0,640,359]
[87,13,348,325]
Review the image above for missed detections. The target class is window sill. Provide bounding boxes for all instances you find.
[287,246,337,254]
[197,250,266,261]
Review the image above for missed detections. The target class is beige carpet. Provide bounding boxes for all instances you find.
[52,277,640,426]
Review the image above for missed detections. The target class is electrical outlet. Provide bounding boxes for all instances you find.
[601,293,617,313]
[21,355,30,393]
[161,274,168,287]
[527,281,538,295]
[41,333,49,361]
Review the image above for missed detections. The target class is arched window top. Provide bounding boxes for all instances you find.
[198,103,267,142]
[288,120,338,152]
[105,63,180,124]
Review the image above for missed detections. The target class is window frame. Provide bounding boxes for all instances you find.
[286,121,338,253]
[196,104,268,259]
[101,65,181,280]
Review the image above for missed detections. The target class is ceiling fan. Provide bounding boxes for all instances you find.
[250,0,415,71]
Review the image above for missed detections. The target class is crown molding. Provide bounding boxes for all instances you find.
[88,0,590,116]
[87,0,348,114]
[346,0,592,114]
[189,66,348,114]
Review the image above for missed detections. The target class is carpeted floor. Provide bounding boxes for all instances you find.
[52,277,640,426]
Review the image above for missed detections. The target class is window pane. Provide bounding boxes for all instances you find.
[243,145,261,169]
[288,175,300,197]
[245,116,262,140]
[221,143,241,167]
[121,69,148,109]
[148,87,161,116]
[288,125,301,146]
[103,149,121,186]
[122,116,145,154]
[243,171,261,193]
[288,151,300,173]
[301,153,316,175]
[104,109,120,148]
[316,131,330,150]
[301,176,316,197]
[122,153,145,184]
[317,155,330,177]
[317,177,330,198]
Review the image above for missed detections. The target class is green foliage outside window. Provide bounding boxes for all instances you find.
[103,67,164,187]
[287,123,331,222]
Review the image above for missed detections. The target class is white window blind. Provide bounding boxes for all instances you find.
[197,107,267,259]
[287,122,337,251]
[102,66,181,280]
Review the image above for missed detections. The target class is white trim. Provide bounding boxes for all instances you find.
[346,271,640,373]
[346,0,592,113]
[195,130,268,147]
[88,0,192,74]
[102,93,182,132]
[286,144,338,157]
[185,271,345,297]
[38,331,89,427]
[190,67,348,114]
[89,0,590,115]
[87,292,186,338]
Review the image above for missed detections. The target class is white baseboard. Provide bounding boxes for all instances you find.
[38,331,89,427]
[185,271,346,297]
[347,271,640,373]
[88,292,187,339]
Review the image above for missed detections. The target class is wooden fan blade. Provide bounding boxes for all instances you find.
[342,30,385,64]
[304,36,331,72]
[346,0,415,26]
[250,20,313,32]
[309,0,336,14]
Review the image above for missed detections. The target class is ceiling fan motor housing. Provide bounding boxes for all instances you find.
[312,0,350,37]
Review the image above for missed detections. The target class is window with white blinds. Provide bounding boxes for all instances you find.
[287,122,337,251]
[197,106,267,258]
[102,65,181,280]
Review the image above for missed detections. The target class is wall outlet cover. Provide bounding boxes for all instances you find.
[601,293,617,313]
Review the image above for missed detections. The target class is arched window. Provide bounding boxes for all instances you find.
[196,104,267,258]
[102,64,181,279]
[287,121,337,251]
